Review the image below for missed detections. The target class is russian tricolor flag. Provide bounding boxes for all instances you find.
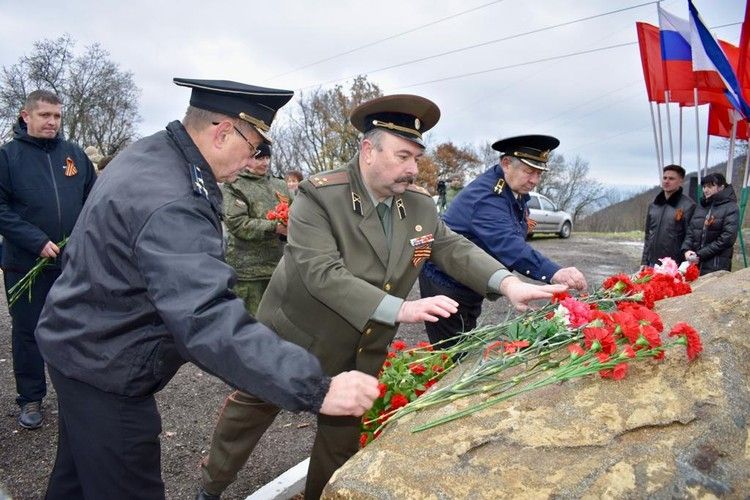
[658,4,695,93]
[689,0,750,119]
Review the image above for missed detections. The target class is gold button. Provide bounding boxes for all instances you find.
[358,347,363,353]
[365,328,373,335]
[384,283,391,291]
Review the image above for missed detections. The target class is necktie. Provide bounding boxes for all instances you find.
[376,203,389,230]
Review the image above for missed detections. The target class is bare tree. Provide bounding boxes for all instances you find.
[0,34,141,154]
[271,76,382,176]
[536,153,606,222]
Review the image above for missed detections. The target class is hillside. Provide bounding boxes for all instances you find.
[580,155,748,232]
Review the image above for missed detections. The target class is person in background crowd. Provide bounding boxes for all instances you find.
[222,142,289,315]
[682,172,739,275]
[84,145,104,174]
[34,78,378,499]
[285,169,304,196]
[419,135,586,349]
[641,164,696,267]
[443,174,464,211]
[96,155,114,173]
[0,90,96,430]
[198,95,565,500]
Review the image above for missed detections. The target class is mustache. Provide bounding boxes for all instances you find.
[394,175,415,184]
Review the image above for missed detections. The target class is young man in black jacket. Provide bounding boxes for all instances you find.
[641,164,696,267]
[0,90,97,429]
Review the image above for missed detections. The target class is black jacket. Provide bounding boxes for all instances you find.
[0,118,96,272]
[641,187,696,266]
[36,121,329,412]
[681,185,739,275]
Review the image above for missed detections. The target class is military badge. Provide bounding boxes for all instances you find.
[64,157,78,177]
[410,233,434,267]
[704,215,716,227]
[493,178,505,194]
[527,217,538,234]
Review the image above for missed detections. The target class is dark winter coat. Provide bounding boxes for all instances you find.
[36,121,329,412]
[641,187,696,266]
[681,185,739,275]
[0,118,96,273]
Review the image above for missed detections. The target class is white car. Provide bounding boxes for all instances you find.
[527,192,572,239]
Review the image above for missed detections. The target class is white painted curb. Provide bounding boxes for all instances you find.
[245,457,309,500]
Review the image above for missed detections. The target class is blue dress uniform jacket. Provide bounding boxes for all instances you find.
[257,156,508,377]
[441,164,560,282]
[35,121,328,412]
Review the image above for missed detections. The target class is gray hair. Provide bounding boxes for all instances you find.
[24,90,61,111]
[501,154,524,168]
[182,105,229,131]
[360,128,387,150]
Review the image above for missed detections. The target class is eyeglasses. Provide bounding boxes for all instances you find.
[213,121,258,157]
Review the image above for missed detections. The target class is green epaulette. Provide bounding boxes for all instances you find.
[308,170,349,188]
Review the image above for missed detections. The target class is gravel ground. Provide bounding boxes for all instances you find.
[0,234,642,499]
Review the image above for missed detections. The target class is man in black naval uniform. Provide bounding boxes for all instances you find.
[34,78,379,500]
[419,135,587,348]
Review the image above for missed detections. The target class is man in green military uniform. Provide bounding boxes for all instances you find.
[198,94,565,500]
[223,143,289,315]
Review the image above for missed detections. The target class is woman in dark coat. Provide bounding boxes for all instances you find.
[682,173,739,275]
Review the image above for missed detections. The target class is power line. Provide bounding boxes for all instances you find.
[396,42,636,89]
[299,1,657,91]
[267,0,509,81]
[393,20,741,91]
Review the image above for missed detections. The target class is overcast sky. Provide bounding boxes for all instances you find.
[0,0,744,188]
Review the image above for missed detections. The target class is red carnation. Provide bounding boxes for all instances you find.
[359,433,369,448]
[391,340,407,351]
[584,327,616,355]
[409,363,426,375]
[378,383,388,398]
[668,322,703,360]
[389,393,409,410]
[416,341,433,351]
[684,263,700,282]
[568,343,585,358]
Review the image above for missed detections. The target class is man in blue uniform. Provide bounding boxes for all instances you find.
[419,135,587,347]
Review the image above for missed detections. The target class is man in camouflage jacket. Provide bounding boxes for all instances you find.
[222,143,289,314]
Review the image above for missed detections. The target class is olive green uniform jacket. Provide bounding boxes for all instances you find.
[222,171,289,280]
[257,156,509,377]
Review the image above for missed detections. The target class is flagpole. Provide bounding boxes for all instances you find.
[656,102,666,173]
[693,89,701,189]
[678,106,683,166]
[703,132,710,177]
[727,113,738,181]
[649,101,663,182]
[664,91,675,164]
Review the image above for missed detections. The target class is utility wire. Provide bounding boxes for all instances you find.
[299,1,657,91]
[397,42,636,89]
[393,20,740,90]
[267,0,509,81]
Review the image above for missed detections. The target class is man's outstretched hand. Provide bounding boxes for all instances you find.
[396,295,459,324]
[499,276,567,312]
[319,371,379,416]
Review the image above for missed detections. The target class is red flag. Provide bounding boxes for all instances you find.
[708,105,749,139]
[637,22,665,103]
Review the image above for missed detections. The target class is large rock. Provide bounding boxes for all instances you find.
[324,268,750,499]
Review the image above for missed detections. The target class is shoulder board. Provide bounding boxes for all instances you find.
[406,184,431,197]
[308,170,349,188]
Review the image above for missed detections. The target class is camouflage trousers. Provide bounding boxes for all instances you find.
[233,278,271,316]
